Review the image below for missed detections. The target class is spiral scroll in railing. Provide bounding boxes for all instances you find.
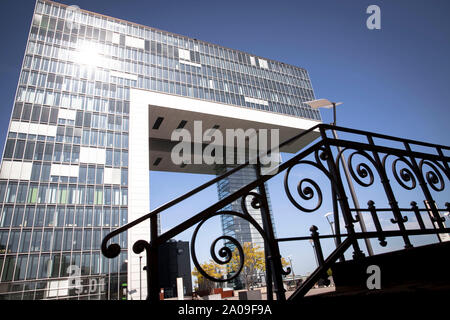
[284,151,333,213]
[190,210,270,282]
[346,150,377,188]
[420,159,448,192]
[389,156,417,191]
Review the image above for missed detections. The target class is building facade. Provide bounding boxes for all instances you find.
[0,0,319,299]
[158,240,192,299]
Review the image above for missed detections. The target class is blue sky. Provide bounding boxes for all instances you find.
[0,0,449,277]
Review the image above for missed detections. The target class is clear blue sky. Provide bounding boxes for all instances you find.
[0,0,449,277]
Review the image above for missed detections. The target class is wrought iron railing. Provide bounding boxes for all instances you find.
[101,124,450,301]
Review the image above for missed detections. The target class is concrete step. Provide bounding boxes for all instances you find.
[330,241,450,293]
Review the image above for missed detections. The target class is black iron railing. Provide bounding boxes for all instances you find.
[101,124,450,301]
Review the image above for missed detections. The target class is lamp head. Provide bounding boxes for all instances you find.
[305,99,342,110]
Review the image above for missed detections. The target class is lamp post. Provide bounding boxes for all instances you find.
[324,212,338,247]
[305,99,374,256]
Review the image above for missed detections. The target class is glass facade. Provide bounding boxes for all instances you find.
[0,0,319,299]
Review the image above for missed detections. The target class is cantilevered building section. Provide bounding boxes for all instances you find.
[0,0,320,299]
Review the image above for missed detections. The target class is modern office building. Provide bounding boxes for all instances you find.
[158,240,192,299]
[0,0,320,299]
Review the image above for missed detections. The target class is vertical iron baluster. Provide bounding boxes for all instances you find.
[367,200,387,246]
[404,142,446,230]
[436,147,450,177]
[309,226,330,286]
[320,126,364,259]
[310,225,325,266]
[255,161,286,301]
[148,214,160,301]
[366,135,412,248]
[332,188,345,262]
[410,201,426,230]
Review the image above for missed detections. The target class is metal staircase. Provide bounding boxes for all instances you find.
[101,124,450,300]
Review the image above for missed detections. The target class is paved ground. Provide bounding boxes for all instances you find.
[222,286,336,300]
[166,286,336,300]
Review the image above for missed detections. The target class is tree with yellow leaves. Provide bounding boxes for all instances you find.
[192,260,225,293]
[227,242,264,290]
[192,243,291,292]
[227,242,290,290]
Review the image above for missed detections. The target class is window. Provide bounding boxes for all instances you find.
[75,207,83,227]
[94,208,102,227]
[38,184,48,203]
[6,182,18,203]
[4,139,15,158]
[12,206,24,227]
[31,163,41,181]
[24,141,35,160]
[94,187,103,205]
[44,143,53,161]
[34,206,45,227]
[17,183,28,203]
[78,165,87,183]
[56,207,65,227]
[84,208,93,227]
[24,207,35,227]
[87,166,95,184]
[14,256,28,280]
[1,257,15,281]
[53,230,63,251]
[121,169,128,186]
[38,254,51,278]
[26,255,39,280]
[73,230,82,251]
[30,230,42,252]
[14,140,25,159]
[8,231,20,253]
[45,206,55,227]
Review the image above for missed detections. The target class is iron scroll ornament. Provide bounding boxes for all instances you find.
[419,159,448,192]
[389,156,417,191]
[191,194,291,282]
[283,149,333,213]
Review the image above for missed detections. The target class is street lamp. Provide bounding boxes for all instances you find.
[305,99,374,256]
[304,99,342,125]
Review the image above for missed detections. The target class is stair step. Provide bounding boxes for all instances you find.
[330,241,450,293]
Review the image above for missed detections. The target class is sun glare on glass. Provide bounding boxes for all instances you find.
[74,42,102,67]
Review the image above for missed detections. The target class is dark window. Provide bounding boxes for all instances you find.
[12,103,23,120]
[31,105,41,122]
[152,117,164,130]
[24,141,35,160]
[14,140,25,159]
[4,139,15,158]
[22,104,32,121]
[49,108,58,124]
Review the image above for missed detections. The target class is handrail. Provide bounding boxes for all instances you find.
[321,123,450,151]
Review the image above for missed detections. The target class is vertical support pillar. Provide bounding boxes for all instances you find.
[255,161,286,301]
[366,136,412,248]
[147,214,160,301]
[319,127,364,259]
